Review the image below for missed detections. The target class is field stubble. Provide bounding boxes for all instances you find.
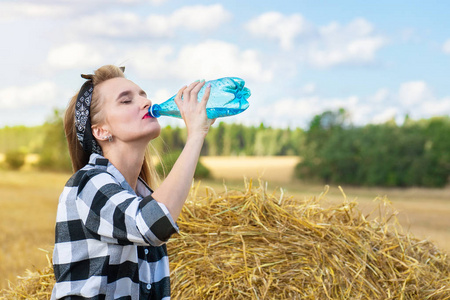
[0,156,449,291]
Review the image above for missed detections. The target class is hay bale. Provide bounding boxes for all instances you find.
[1,254,54,300]
[2,181,449,299]
[169,181,449,299]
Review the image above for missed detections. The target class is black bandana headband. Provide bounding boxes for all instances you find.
[75,67,125,155]
[75,74,102,155]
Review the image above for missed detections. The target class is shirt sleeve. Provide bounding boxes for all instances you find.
[76,169,179,246]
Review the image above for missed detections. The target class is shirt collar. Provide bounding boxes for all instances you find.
[88,153,151,197]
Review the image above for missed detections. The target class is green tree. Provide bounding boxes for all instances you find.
[37,109,72,172]
[243,125,258,155]
[296,110,449,188]
[206,122,226,156]
[296,109,351,182]
[155,150,210,178]
[156,125,185,154]
[222,123,248,156]
[421,117,450,186]
[5,149,26,170]
[0,125,44,153]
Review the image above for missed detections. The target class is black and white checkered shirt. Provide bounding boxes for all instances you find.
[51,154,179,299]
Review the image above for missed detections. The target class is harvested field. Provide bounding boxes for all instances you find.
[201,156,300,183]
[2,180,449,299]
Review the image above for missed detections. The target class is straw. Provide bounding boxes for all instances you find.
[2,180,449,300]
[169,180,449,299]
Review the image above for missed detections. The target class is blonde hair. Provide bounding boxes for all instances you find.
[64,65,160,187]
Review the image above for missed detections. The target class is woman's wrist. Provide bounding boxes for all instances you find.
[186,131,207,142]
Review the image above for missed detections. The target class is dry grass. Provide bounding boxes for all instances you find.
[0,170,68,290]
[1,180,449,299]
[200,179,450,254]
[1,156,449,299]
[169,181,450,299]
[0,254,54,300]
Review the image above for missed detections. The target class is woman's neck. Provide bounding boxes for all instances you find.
[102,142,146,191]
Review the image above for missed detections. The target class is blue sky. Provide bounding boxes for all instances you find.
[0,0,449,128]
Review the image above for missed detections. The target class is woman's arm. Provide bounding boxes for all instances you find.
[151,80,215,221]
[73,169,178,246]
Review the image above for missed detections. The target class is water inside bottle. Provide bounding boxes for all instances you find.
[206,107,246,119]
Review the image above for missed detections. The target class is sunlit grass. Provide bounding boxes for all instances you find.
[0,170,69,289]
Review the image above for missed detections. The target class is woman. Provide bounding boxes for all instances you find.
[51,65,215,299]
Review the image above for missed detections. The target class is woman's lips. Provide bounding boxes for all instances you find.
[142,112,153,119]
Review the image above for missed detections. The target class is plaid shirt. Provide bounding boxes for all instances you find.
[51,154,179,300]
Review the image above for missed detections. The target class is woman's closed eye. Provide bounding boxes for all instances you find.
[116,90,134,104]
[121,98,132,104]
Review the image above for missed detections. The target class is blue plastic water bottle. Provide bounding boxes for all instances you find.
[149,77,251,119]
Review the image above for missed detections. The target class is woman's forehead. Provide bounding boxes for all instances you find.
[98,77,142,98]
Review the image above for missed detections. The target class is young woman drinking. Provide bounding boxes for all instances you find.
[51,65,215,299]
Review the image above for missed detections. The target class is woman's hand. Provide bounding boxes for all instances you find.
[174,80,216,139]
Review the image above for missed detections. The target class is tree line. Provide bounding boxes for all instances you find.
[1,109,448,187]
[154,122,304,157]
[295,109,450,187]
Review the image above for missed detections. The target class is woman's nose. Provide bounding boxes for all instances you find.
[141,97,152,109]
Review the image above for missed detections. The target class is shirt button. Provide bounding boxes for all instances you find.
[144,249,149,255]
[147,283,151,290]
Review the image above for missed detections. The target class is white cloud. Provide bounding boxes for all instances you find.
[419,97,450,116]
[369,88,390,103]
[246,13,386,67]
[254,78,450,128]
[78,12,143,38]
[125,45,175,77]
[397,81,450,118]
[115,0,168,4]
[443,39,450,54]
[168,4,232,32]
[398,81,433,106]
[245,12,310,50]
[145,15,175,37]
[0,0,168,21]
[127,40,273,82]
[0,81,59,109]
[256,95,360,128]
[47,43,105,69]
[269,97,321,118]
[370,107,399,124]
[46,38,271,81]
[0,2,72,21]
[74,4,231,38]
[307,18,386,68]
[152,89,173,103]
[299,83,316,95]
[355,81,449,124]
[174,41,272,81]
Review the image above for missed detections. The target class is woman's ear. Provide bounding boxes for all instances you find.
[91,125,110,142]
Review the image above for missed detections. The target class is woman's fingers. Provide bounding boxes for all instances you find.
[200,83,211,107]
[177,80,210,119]
[174,85,187,107]
[175,80,200,109]
[191,80,205,94]
[183,80,202,102]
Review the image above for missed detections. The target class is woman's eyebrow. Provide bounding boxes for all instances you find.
[139,89,147,97]
[116,89,147,101]
[116,90,132,101]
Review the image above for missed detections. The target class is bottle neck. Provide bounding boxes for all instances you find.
[149,104,161,118]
